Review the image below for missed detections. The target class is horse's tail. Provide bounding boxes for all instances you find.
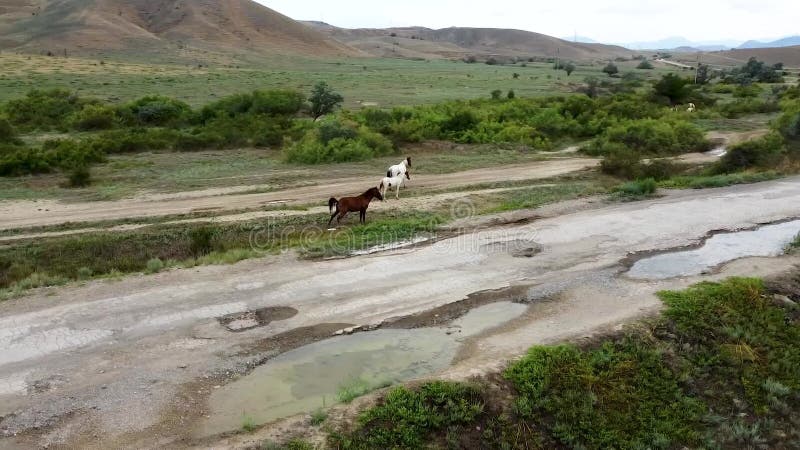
[328,197,338,214]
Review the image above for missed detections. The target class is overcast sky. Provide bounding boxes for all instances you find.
[261,0,799,44]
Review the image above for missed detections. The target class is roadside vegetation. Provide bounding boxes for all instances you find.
[308,277,800,449]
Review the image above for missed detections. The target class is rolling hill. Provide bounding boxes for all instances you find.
[0,0,361,60]
[673,45,800,68]
[303,22,633,62]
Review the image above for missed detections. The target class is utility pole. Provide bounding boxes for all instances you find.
[555,47,560,70]
[694,53,700,84]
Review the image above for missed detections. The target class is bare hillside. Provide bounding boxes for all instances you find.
[0,0,361,59]
[304,22,633,62]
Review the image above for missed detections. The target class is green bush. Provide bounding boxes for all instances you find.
[587,119,708,156]
[613,178,657,197]
[145,258,164,274]
[199,89,305,122]
[330,381,484,449]
[67,164,92,188]
[715,133,785,173]
[122,95,191,126]
[69,104,118,131]
[505,341,704,449]
[285,120,394,164]
[775,101,800,140]
[3,89,88,130]
[0,117,21,145]
[718,99,780,118]
[636,60,654,69]
[599,144,642,178]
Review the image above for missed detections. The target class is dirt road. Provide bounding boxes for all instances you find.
[1,177,799,448]
[0,158,598,231]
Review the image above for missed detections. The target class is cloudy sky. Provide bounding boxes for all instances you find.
[262,0,798,45]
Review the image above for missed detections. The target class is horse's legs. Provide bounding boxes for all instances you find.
[327,213,337,227]
[395,184,401,200]
[360,208,366,224]
[337,210,347,224]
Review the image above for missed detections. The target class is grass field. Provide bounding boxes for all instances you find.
[0,53,675,108]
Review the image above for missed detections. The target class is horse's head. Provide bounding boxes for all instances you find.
[367,186,383,202]
[406,157,412,167]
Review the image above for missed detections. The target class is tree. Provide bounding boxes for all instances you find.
[513,72,520,79]
[695,64,710,84]
[602,62,619,76]
[491,89,503,100]
[636,60,654,70]
[583,76,600,98]
[309,82,343,121]
[507,89,516,99]
[654,73,691,105]
[564,62,576,76]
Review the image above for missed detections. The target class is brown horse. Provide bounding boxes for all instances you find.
[328,187,384,227]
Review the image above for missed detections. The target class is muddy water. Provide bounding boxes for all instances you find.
[200,302,527,436]
[628,220,800,280]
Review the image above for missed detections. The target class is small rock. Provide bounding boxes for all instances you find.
[178,364,188,369]
[333,329,345,336]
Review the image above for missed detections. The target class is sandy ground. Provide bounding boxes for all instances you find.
[1,176,799,449]
[0,158,598,231]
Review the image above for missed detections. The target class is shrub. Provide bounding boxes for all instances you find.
[714,133,785,173]
[145,258,164,274]
[718,98,780,118]
[76,267,93,280]
[441,108,479,134]
[733,84,763,98]
[3,88,87,130]
[199,90,305,121]
[636,60,654,69]
[507,89,516,99]
[0,117,21,145]
[70,104,118,131]
[285,120,394,164]
[189,226,217,257]
[614,178,657,198]
[602,62,619,76]
[505,341,703,449]
[122,95,190,126]
[67,164,92,188]
[491,89,503,100]
[588,119,708,156]
[330,381,484,449]
[600,144,642,179]
[775,102,800,140]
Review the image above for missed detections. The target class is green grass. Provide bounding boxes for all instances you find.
[261,439,315,450]
[336,377,393,404]
[787,232,800,252]
[241,415,257,433]
[0,54,662,109]
[659,171,780,189]
[482,182,607,213]
[330,381,485,449]
[326,277,800,449]
[310,407,328,426]
[611,178,658,200]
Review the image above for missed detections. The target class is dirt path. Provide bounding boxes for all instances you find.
[1,177,799,448]
[0,158,597,231]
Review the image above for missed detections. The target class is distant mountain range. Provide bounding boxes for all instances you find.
[739,36,800,49]
[588,35,800,52]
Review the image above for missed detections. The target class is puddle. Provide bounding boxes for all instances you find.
[200,301,527,436]
[628,220,800,280]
